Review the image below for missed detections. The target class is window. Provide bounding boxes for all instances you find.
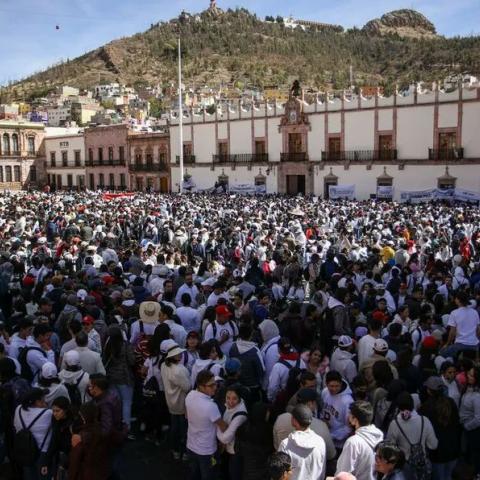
[108,147,114,161]
[57,175,62,189]
[29,166,36,182]
[159,152,166,164]
[146,153,153,166]
[109,173,115,188]
[50,152,56,167]
[99,173,105,187]
[89,173,94,189]
[2,134,10,154]
[78,175,85,189]
[0,167,3,182]
[67,174,73,188]
[183,143,192,156]
[135,153,142,165]
[119,146,125,162]
[88,148,93,163]
[5,166,12,182]
[98,147,103,163]
[62,151,68,167]
[11,134,19,153]
[13,166,20,182]
[218,141,228,156]
[28,137,35,154]
[378,135,394,161]
[120,173,126,187]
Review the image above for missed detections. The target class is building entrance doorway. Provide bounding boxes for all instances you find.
[286,175,306,195]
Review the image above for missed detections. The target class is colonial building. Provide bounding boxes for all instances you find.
[84,124,129,190]
[0,120,46,190]
[128,131,170,192]
[168,83,480,200]
[44,127,86,190]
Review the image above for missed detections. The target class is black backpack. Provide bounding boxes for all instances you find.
[18,347,47,383]
[13,408,50,466]
[64,372,86,407]
[277,358,303,392]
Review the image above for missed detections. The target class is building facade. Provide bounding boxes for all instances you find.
[45,128,86,190]
[0,120,46,190]
[84,124,129,190]
[128,131,170,192]
[168,84,480,199]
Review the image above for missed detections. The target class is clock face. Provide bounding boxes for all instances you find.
[289,110,297,123]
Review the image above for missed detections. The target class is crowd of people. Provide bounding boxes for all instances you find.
[0,190,479,480]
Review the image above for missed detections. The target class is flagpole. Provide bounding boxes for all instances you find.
[178,37,184,194]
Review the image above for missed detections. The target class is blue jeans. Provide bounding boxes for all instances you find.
[115,384,134,430]
[187,449,218,480]
[432,461,457,480]
[170,414,187,454]
[441,343,478,359]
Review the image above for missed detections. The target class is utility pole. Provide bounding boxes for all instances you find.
[178,37,184,194]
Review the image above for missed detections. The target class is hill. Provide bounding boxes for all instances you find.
[2,6,480,101]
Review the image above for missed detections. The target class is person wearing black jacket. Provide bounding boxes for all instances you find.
[48,396,73,480]
[418,376,461,480]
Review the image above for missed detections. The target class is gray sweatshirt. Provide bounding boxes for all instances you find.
[459,387,480,431]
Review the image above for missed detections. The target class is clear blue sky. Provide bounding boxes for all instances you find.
[0,0,478,86]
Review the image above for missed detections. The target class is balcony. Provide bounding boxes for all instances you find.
[86,159,126,167]
[175,155,196,164]
[321,150,397,162]
[428,148,464,161]
[130,163,169,172]
[212,153,269,164]
[50,162,84,169]
[280,152,308,162]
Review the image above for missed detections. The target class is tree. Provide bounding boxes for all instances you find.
[276,15,284,24]
[149,97,164,118]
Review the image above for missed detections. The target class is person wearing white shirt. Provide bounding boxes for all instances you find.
[203,305,238,357]
[442,291,480,358]
[160,302,187,348]
[175,273,199,308]
[207,284,230,308]
[24,325,55,384]
[129,302,161,345]
[357,319,382,367]
[185,370,227,477]
[13,388,53,478]
[176,294,201,333]
[440,361,461,407]
[8,318,34,360]
[259,320,281,390]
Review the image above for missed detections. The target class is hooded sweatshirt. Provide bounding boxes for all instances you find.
[336,424,384,480]
[459,386,480,431]
[229,339,265,388]
[279,428,326,480]
[58,368,90,403]
[161,361,191,415]
[330,348,358,384]
[321,380,353,447]
[327,296,351,337]
[190,358,224,388]
[259,320,280,389]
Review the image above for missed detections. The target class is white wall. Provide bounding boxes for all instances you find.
[254,119,265,138]
[267,118,282,161]
[308,115,325,160]
[328,113,341,133]
[344,111,374,150]
[193,124,216,163]
[378,109,393,131]
[397,106,434,159]
[218,122,227,139]
[462,103,480,157]
[230,121,252,154]
[438,104,458,128]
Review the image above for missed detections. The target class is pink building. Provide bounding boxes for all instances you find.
[84,124,130,190]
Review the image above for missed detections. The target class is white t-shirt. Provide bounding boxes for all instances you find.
[357,334,377,366]
[185,389,221,455]
[14,406,52,453]
[448,307,480,346]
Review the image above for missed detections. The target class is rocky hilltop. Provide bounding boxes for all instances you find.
[363,9,437,38]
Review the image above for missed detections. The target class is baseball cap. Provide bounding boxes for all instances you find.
[82,315,95,326]
[373,339,389,353]
[64,350,80,367]
[225,358,241,374]
[160,339,177,354]
[338,335,353,348]
[354,325,368,338]
[422,336,438,350]
[41,362,58,379]
[424,376,445,391]
[215,305,232,317]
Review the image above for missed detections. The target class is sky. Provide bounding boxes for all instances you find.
[0,0,479,86]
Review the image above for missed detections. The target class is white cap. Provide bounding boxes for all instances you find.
[338,335,353,348]
[64,350,80,367]
[373,339,389,353]
[41,362,58,379]
[160,339,177,354]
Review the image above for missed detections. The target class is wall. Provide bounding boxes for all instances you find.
[396,106,434,158]
[344,111,374,150]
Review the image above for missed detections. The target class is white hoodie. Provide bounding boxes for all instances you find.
[330,348,357,384]
[190,358,224,388]
[58,368,90,404]
[279,428,326,480]
[217,400,247,454]
[321,380,353,447]
[335,424,384,480]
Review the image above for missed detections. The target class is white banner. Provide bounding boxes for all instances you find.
[453,188,480,203]
[182,178,197,192]
[329,184,355,200]
[376,186,394,198]
[400,188,436,203]
[229,183,266,194]
[400,187,480,203]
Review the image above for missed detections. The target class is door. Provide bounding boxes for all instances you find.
[288,133,302,153]
[286,175,306,195]
[160,177,169,193]
[328,137,341,161]
[136,177,144,191]
[438,132,457,159]
[379,135,393,161]
[324,179,338,199]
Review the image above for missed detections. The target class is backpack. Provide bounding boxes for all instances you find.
[18,347,47,383]
[13,408,50,467]
[133,321,153,376]
[276,358,303,397]
[64,372,86,408]
[211,320,238,341]
[142,356,162,402]
[395,416,432,480]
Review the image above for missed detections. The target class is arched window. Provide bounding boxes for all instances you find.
[2,134,10,154]
[13,166,20,182]
[108,146,114,161]
[11,134,19,153]
[5,166,12,182]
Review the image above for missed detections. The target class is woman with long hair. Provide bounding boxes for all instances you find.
[459,365,480,475]
[419,376,461,480]
[68,403,110,480]
[374,440,410,480]
[102,325,135,437]
[301,343,329,393]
